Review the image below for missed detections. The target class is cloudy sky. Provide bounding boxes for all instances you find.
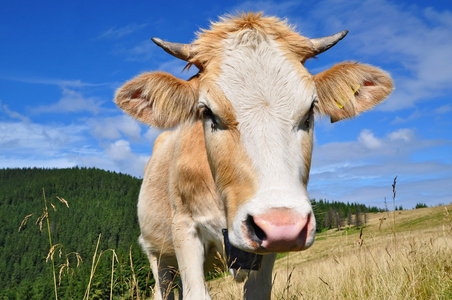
[1,0,451,209]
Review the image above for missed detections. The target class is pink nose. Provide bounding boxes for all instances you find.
[251,208,312,252]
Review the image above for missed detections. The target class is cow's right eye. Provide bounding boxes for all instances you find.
[202,106,213,119]
[202,106,219,131]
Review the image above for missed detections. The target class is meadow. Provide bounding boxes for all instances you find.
[3,168,450,299]
[208,204,452,299]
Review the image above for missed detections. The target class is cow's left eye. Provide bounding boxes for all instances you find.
[298,101,316,131]
[298,114,311,130]
[304,116,311,128]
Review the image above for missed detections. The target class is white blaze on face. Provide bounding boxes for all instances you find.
[216,29,316,249]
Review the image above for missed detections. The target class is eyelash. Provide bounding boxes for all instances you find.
[202,107,219,131]
[304,116,311,128]
[301,101,316,129]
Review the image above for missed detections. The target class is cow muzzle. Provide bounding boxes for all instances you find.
[244,208,315,252]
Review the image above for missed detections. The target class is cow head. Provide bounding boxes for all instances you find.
[115,13,393,254]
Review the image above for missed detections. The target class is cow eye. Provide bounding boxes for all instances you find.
[300,114,311,130]
[299,101,316,131]
[201,106,219,131]
[304,116,311,128]
[202,106,215,122]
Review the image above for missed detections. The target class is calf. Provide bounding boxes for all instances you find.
[115,13,393,300]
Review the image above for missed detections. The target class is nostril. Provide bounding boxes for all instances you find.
[251,209,312,251]
[246,215,266,242]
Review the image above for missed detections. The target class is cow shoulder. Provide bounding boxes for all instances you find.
[138,130,178,254]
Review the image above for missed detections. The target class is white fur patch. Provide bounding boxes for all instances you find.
[216,29,316,249]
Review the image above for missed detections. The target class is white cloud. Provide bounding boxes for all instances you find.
[143,127,164,144]
[102,139,148,176]
[0,116,150,177]
[157,59,198,79]
[390,110,422,124]
[105,140,133,161]
[388,128,414,142]
[90,115,143,142]
[0,120,93,170]
[312,128,444,169]
[32,88,105,115]
[0,101,30,123]
[121,39,156,62]
[0,121,87,155]
[0,76,105,89]
[98,23,148,39]
[358,129,382,150]
[435,104,452,114]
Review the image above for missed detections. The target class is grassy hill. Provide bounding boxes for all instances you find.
[209,204,452,299]
[2,167,450,299]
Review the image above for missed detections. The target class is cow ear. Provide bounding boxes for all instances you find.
[114,72,199,128]
[313,62,393,122]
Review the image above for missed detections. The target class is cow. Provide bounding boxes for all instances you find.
[114,13,393,300]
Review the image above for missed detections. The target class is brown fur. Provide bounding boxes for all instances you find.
[152,130,172,151]
[301,121,314,187]
[138,121,224,256]
[114,72,200,128]
[202,120,259,226]
[172,121,222,218]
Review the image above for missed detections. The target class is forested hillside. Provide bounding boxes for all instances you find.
[312,199,384,232]
[0,167,385,299]
[0,167,148,299]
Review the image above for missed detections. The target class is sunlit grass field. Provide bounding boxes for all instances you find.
[23,188,451,299]
[208,204,452,299]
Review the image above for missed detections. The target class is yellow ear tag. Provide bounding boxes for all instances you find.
[352,84,361,94]
[336,84,361,109]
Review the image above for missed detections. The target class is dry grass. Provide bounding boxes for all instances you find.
[20,189,451,299]
[209,204,452,299]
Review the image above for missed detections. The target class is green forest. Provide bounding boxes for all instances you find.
[0,167,385,299]
[0,167,149,299]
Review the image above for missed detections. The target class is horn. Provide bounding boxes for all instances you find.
[151,37,193,61]
[311,30,349,55]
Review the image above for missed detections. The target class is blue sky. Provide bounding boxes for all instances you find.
[1,0,451,209]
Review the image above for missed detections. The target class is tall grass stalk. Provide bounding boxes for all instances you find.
[129,245,140,299]
[110,249,116,300]
[83,233,102,300]
[391,176,398,253]
[19,190,72,299]
[42,189,58,300]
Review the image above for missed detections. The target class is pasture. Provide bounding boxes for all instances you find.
[208,204,452,299]
[6,168,450,299]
